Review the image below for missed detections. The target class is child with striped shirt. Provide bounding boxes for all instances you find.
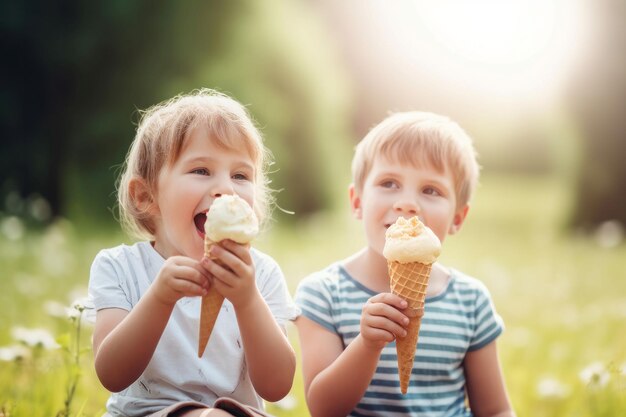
[294,112,515,417]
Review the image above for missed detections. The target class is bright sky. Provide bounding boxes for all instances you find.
[368,0,591,114]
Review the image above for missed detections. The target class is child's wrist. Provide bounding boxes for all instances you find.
[356,334,386,355]
[232,288,263,315]
[147,285,178,309]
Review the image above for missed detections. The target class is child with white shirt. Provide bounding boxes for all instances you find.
[89,89,296,417]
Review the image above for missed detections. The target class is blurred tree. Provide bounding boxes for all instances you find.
[0,0,352,227]
[568,0,626,230]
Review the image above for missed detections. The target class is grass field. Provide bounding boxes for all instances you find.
[1,174,624,416]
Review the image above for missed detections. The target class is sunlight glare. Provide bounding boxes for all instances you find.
[381,0,592,108]
[418,0,558,66]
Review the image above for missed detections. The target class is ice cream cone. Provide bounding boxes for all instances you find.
[197,194,259,357]
[388,260,432,394]
[198,240,225,357]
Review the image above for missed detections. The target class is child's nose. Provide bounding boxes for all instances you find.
[393,197,419,215]
[210,177,235,198]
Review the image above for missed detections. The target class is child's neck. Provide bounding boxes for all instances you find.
[342,247,451,296]
[342,247,392,293]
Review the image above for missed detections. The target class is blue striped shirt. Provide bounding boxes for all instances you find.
[294,263,504,417]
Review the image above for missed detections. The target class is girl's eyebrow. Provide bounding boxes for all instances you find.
[181,155,216,164]
[182,155,254,172]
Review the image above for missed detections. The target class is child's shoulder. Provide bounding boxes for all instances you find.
[297,262,345,290]
[94,241,153,264]
[295,262,373,303]
[249,247,284,280]
[250,246,276,265]
[448,267,496,300]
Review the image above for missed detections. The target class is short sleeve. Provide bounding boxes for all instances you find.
[294,270,338,333]
[468,282,504,351]
[88,249,133,312]
[253,249,298,327]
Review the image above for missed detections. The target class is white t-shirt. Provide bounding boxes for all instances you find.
[89,241,298,417]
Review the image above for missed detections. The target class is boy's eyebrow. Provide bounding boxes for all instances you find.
[373,170,453,187]
[371,170,401,179]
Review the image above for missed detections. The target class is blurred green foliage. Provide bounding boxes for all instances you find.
[566,0,626,230]
[1,0,352,228]
[3,0,626,233]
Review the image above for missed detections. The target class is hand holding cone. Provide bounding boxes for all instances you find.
[383,216,441,394]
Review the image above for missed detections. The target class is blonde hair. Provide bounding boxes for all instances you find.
[117,88,273,240]
[352,111,480,207]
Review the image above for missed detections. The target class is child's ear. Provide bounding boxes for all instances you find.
[348,184,363,220]
[448,204,469,235]
[129,178,157,215]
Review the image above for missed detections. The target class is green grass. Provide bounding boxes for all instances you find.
[1,174,625,416]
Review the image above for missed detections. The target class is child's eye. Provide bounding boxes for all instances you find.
[232,172,250,181]
[191,168,210,176]
[423,186,441,196]
[380,180,399,189]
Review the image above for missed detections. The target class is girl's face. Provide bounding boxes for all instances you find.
[151,125,256,260]
[350,155,468,259]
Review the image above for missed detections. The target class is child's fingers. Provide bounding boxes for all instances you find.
[167,273,207,296]
[362,313,407,339]
[362,327,398,344]
[207,243,252,279]
[165,257,211,290]
[366,294,410,323]
[365,301,409,329]
[202,257,237,289]
[219,240,252,264]
[369,292,408,310]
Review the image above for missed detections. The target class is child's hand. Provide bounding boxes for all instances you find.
[152,256,210,306]
[202,240,257,309]
[360,293,410,351]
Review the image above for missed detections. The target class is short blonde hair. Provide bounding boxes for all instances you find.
[117,88,273,240]
[352,111,479,207]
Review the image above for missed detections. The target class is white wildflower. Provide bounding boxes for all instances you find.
[594,220,623,248]
[70,294,95,324]
[1,216,24,241]
[0,344,31,361]
[579,361,610,388]
[536,377,569,399]
[11,326,60,350]
[71,296,92,313]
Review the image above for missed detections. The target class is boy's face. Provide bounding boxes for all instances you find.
[350,155,468,257]
[150,125,256,260]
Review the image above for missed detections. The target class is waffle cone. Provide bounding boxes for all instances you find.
[198,240,225,357]
[388,260,432,394]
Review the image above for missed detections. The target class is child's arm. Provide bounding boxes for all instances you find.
[295,293,409,417]
[93,256,209,392]
[464,341,516,417]
[204,240,295,402]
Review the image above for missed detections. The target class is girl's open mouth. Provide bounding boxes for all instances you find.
[194,213,207,236]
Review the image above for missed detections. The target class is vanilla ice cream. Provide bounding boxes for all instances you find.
[204,195,258,244]
[383,217,441,264]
